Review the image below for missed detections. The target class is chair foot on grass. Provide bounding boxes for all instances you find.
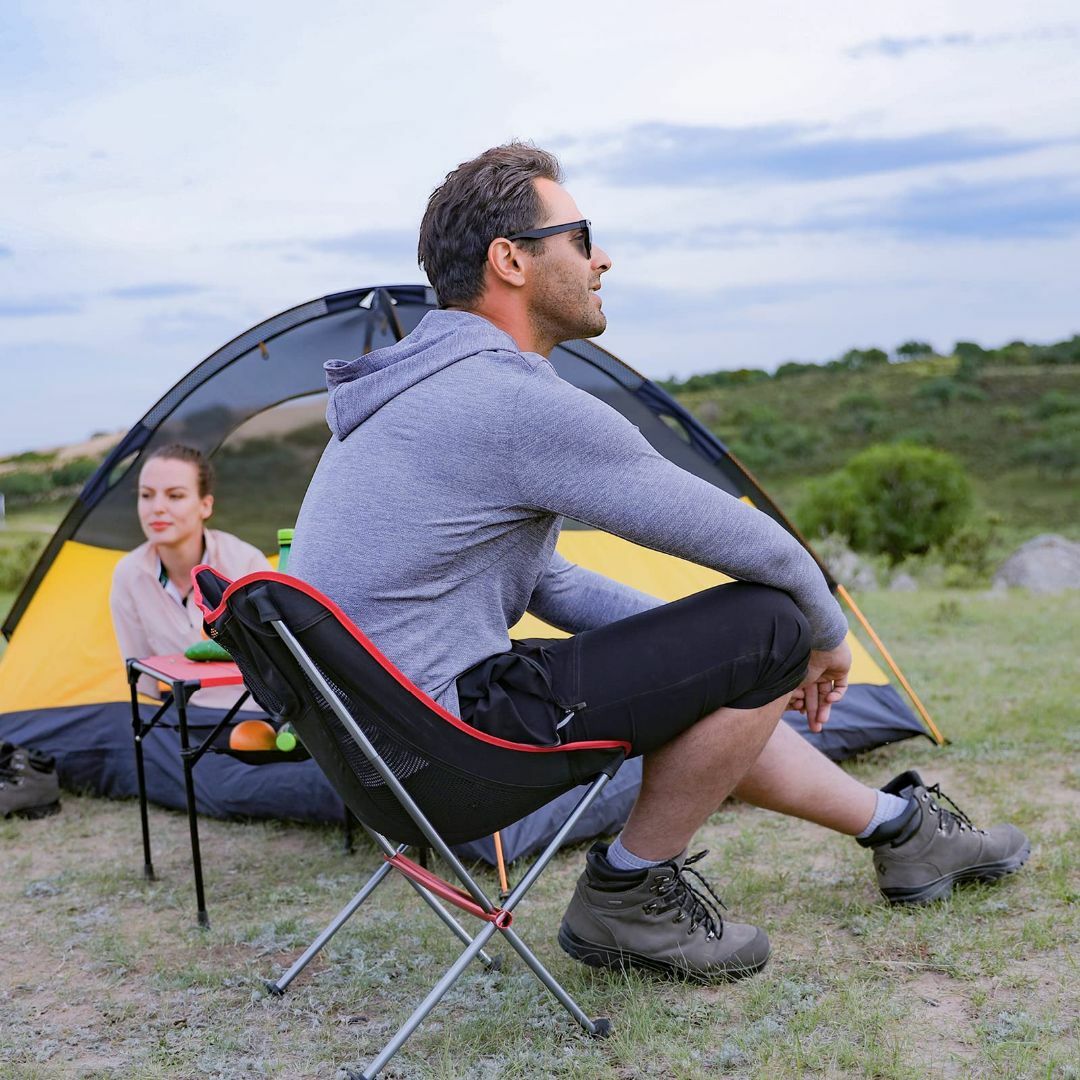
[264,979,285,997]
[590,1017,613,1038]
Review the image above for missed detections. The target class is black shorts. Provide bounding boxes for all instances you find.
[456,582,812,758]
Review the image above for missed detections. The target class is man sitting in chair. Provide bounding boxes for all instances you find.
[289,143,1029,981]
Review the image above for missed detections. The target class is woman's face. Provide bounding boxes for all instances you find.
[137,457,213,548]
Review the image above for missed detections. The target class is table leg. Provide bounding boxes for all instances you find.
[130,677,155,882]
[177,687,209,928]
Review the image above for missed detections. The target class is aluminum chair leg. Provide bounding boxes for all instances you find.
[271,621,622,1075]
[351,776,617,1075]
[355,921,502,1080]
[266,858,397,996]
[500,926,608,1036]
[268,840,498,996]
[365,830,499,970]
[399,875,501,970]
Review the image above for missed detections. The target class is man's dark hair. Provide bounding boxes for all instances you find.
[418,142,563,308]
[144,443,215,498]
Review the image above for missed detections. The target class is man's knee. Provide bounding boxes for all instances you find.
[731,582,812,670]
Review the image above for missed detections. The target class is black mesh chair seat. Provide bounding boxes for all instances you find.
[193,568,628,846]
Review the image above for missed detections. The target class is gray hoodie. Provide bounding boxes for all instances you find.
[289,309,847,715]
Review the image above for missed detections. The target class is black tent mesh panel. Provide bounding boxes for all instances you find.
[7,283,829,630]
[143,298,329,429]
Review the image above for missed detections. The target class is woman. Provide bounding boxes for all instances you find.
[110,443,269,708]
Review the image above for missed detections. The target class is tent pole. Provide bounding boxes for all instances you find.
[493,831,510,899]
[835,585,946,746]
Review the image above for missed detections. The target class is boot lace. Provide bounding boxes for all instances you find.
[648,850,728,939]
[923,783,985,836]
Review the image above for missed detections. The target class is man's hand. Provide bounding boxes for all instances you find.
[787,640,852,734]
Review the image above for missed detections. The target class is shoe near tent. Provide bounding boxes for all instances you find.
[0,285,941,865]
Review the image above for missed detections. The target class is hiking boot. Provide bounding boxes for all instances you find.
[558,842,770,981]
[859,770,1029,904]
[0,743,61,820]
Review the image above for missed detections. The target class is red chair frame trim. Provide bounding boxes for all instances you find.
[192,565,632,757]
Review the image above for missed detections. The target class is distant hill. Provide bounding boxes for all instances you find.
[664,340,1079,540]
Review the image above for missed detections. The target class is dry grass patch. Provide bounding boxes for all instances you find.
[1,590,1078,1077]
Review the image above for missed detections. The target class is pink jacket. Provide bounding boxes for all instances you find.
[110,528,270,710]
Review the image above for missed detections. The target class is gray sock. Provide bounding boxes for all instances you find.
[606,834,666,871]
[856,789,911,839]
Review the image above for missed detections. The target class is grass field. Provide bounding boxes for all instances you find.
[675,360,1080,544]
[0,502,69,656]
[2,589,1077,1078]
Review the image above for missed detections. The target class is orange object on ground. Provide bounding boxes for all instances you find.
[229,719,278,751]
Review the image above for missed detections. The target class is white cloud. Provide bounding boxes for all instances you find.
[1,0,1079,451]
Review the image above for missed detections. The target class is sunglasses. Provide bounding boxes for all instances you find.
[506,219,592,260]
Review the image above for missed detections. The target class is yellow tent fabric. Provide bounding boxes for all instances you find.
[0,531,889,717]
[513,531,886,683]
[0,542,125,713]
[0,542,282,714]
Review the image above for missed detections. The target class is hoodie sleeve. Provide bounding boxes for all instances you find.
[510,374,848,651]
[527,550,662,632]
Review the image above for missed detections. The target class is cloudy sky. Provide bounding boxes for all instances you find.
[2,1,1078,454]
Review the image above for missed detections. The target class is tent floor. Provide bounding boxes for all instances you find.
[0,684,929,865]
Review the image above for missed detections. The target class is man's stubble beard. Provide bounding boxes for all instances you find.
[528,258,606,351]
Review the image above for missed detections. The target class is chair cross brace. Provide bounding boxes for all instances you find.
[383,852,513,927]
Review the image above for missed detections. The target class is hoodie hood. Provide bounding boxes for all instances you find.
[324,309,522,439]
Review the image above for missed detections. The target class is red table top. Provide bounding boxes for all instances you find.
[132,653,244,688]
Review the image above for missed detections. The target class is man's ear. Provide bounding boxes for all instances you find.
[486,238,528,289]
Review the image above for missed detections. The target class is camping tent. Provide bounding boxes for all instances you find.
[0,285,937,863]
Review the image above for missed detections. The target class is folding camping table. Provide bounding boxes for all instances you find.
[128,654,362,928]
[127,653,250,927]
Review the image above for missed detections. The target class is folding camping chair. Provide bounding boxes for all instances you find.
[192,566,629,1080]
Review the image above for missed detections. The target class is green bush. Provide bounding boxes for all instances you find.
[937,514,1002,585]
[662,368,769,392]
[953,341,987,376]
[796,443,973,563]
[774,360,819,379]
[914,377,987,407]
[0,470,52,500]
[1028,334,1080,365]
[3,450,56,466]
[1033,390,1080,419]
[895,340,933,360]
[0,538,44,591]
[835,391,884,435]
[831,347,889,371]
[1018,421,1080,477]
[49,456,99,488]
[890,426,937,446]
[993,405,1025,426]
[729,405,819,472]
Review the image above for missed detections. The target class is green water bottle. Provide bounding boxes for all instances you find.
[277,528,294,573]
[275,722,298,752]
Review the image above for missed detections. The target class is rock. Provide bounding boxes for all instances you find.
[811,535,880,591]
[993,534,1080,594]
[889,572,918,592]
